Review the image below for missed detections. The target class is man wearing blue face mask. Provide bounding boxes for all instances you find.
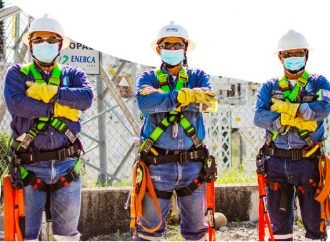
[133,21,217,241]
[4,15,93,240]
[254,30,330,240]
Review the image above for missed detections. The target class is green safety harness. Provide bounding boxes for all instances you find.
[9,62,82,193]
[139,67,204,159]
[258,71,321,213]
[264,71,322,159]
[138,67,216,198]
[15,63,77,153]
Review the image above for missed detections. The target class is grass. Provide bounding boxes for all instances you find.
[82,166,257,187]
[216,167,257,184]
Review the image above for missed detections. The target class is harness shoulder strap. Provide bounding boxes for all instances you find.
[20,63,62,85]
[156,67,188,92]
[15,63,75,152]
[275,71,317,149]
[278,71,309,102]
[176,67,188,90]
[155,68,170,93]
[20,63,34,76]
[48,64,62,86]
[140,67,200,153]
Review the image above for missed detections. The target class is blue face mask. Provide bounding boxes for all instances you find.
[283,57,306,71]
[32,42,59,63]
[161,49,184,66]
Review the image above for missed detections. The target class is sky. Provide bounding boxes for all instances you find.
[9,0,330,83]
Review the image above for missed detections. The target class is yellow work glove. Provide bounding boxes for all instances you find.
[25,81,58,103]
[177,88,216,107]
[54,103,80,122]
[280,113,317,132]
[270,98,300,117]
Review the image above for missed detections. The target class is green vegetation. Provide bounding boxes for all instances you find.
[216,167,257,184]
[164,225,184,241]
[0,130,10,177]
[82,167,257,187]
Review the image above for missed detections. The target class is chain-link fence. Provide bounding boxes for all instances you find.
[0,8,30,173]
[1,8,330,187]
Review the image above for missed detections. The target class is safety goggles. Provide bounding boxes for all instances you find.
[30,37,62,45]
[280,51,306,58]
[158,42,185,50]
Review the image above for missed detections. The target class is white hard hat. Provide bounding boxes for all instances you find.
[277,30,309,52]
[151,21,195,52]
[22,14,69,49]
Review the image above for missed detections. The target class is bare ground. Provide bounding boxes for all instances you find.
[88,221,307,241]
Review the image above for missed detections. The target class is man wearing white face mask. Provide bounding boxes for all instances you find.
[4,15,93,240]
[254,30,330,240]
[134,21,217,241]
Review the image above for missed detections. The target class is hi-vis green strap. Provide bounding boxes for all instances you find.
[140,67,202,154]
[19,157,81,183]
[278,71,309,102]
[140,111,202,154]
[276,71,315,148]
[15,116,73,152]
[21,62,62,86]
[16,63,71,151]
[155,67,188,92]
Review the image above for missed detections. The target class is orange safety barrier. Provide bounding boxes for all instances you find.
[315,154,330,237]
[257,174,274,241]
[130,160,162,234]
[206,181,216,241]
[3,174,25,241]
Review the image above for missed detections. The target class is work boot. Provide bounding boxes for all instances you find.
[53,233,80,241]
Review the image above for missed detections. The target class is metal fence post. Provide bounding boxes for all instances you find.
[96,73,108,185]
[131,62,140,123]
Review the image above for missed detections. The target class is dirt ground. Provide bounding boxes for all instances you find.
[88,221,307,241]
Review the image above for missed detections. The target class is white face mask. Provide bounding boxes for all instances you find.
[160,49,185,66]
[32,42,59,63]
[283,57,305,71]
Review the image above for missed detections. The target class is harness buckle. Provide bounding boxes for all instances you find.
[18,133,34,150]
[304,137,314,148]
[67,146,75,156]
[65,129,76,144]
[191,134,202,148]
[291,150,301,160]
[190,150,199,160]
[179,152,187,164]
[58,148,67,161]
[68,168,79,182]
[142,139,153,154]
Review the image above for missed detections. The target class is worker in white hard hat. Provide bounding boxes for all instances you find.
[4,14,93,240]
[254,29,330,240]
[132,21,217,240]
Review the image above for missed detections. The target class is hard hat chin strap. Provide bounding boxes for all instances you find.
[31,52,60,68]
[183,52,188,67]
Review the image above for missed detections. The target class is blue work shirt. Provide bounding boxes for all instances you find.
[136,66,211,150]
[4,63,93,152]
[254,73,330,150]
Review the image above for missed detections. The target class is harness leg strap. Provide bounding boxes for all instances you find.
[176,176,204,197]
[268,181,292,213]
[45,191,52,222]
[154,189,173,200]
